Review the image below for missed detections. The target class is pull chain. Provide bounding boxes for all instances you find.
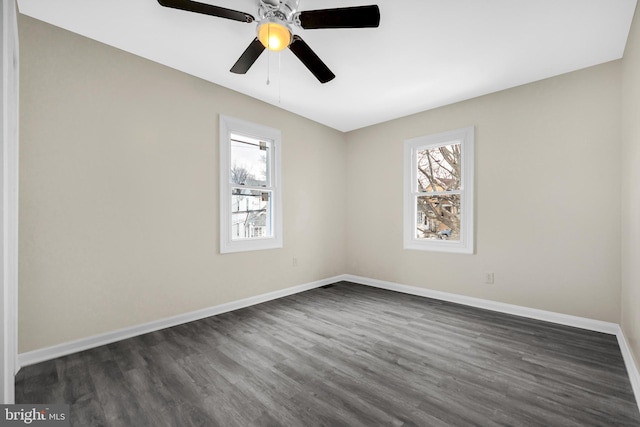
[266,25,271,85]
[266,51,270,85]
[278,51,281,103]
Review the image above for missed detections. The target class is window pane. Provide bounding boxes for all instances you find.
[231,188,272,239]
[417,143,461,192]
[416,194,461,241]
[230,134,269,187]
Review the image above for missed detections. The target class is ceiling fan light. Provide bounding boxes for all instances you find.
[257,21,291,52]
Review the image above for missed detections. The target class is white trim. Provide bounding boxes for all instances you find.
[1,0,19,405]
[342,274,620,334]
[617,327,640,411]
[16,273,625,364]
[403,126,475,254]
[219,115,283,254]
[343,274,638,411]
[16,273,640,414]
[13,271,640,415]
[18,276,344,368]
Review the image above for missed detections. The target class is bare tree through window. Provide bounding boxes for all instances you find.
[416,143,461,240]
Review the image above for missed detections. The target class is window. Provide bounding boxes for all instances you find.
[403,126,475,254]
[220,115,282,253]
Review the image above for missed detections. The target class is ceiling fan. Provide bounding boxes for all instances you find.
[157,0,380,83]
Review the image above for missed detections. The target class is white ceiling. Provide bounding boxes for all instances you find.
[16,0,638,132]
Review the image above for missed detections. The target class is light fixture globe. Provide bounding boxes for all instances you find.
[257,19,292,51]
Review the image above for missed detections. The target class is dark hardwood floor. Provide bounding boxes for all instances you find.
[16,282,640,426]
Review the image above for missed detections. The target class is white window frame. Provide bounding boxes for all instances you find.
[403,126,475,254]
[219,115,283,254]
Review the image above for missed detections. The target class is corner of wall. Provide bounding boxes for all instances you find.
[621,0,640,386]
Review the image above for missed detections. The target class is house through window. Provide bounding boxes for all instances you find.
[230,135,272,240]
[220,115,282,253]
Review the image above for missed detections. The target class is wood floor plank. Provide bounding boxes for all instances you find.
[16,282,640,426]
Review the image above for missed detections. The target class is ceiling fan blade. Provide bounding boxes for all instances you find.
[230,38,266,74]
[297,5,380,29]
[289,36,335,84]
[157,0,254,23]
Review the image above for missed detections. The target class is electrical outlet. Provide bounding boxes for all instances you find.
[484,272,494,284]
[292,257,298,267]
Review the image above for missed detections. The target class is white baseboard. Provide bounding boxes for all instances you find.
[616,328,640,411]
[17,272,640,413]
[342,274,620,334]
[342,274,640,411]
[18,275,343,369]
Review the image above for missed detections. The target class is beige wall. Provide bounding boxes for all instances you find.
[18,11,635,361]
[346,62,622,323]
[18,16,347,353]
[622,8,640,371]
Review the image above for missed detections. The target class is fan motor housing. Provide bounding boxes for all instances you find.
[259,0,300,21]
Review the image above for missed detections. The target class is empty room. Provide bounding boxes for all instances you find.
[2,0,640,425]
